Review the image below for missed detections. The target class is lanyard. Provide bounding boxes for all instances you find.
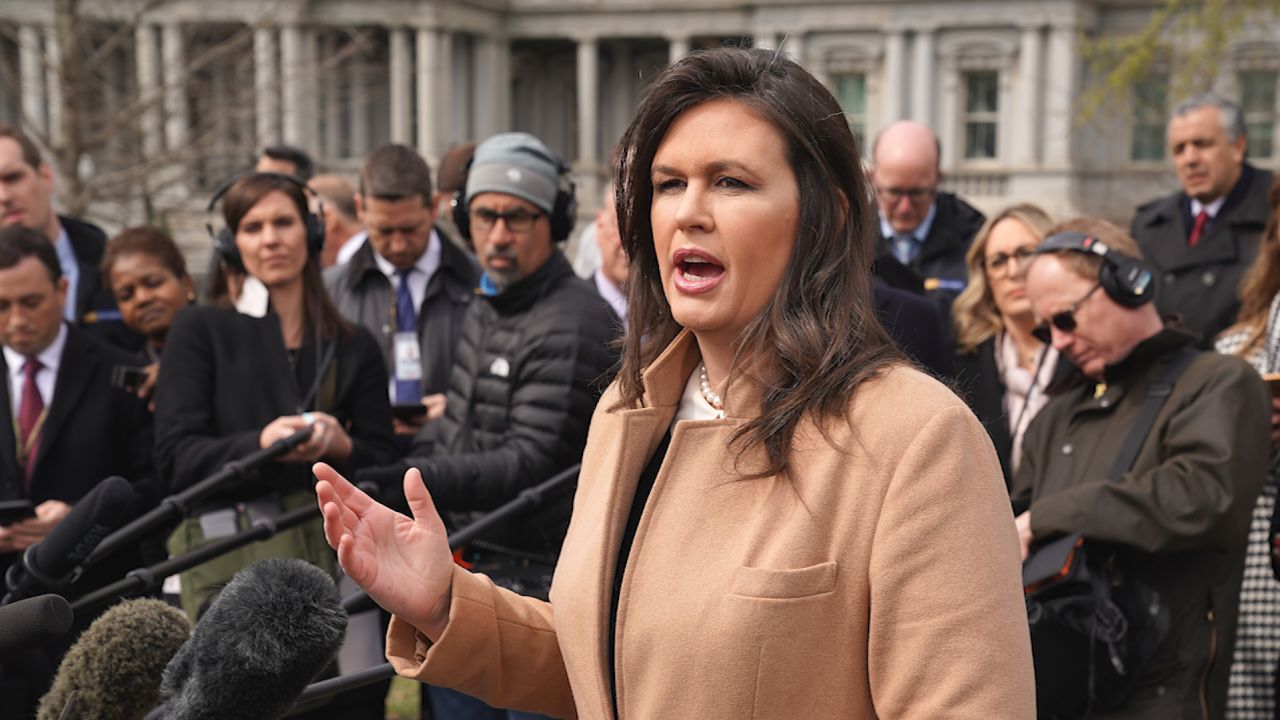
[12,407,49,467]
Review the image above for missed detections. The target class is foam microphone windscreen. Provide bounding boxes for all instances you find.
[159,558,347,720]
[35,598,190,720]
[0,593,72,660]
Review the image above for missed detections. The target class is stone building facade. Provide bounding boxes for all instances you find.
[0,0,1276,261]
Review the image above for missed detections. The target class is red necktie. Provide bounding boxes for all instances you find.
[18,358,44,494]
[1188,210,1210,247]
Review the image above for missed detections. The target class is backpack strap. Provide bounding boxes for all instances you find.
[1105,346,1199,482]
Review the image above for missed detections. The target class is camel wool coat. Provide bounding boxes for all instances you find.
[387,331,1036,719]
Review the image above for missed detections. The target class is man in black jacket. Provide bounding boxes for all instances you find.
[870,120,986,326]
[1130,93,1271,345]
[324,144,480,441]
[0,126,140,352]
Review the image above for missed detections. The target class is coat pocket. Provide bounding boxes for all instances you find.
[729,561,838,600]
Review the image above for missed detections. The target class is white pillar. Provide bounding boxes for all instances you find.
[162,23,190,152]
[254,27,280,147]
[576,37,598,168]
[43,26,61,146]
[938,57,959,169]
[1013,25,1044,167]
[349,60,369,157]
[18,26,45,135]
[754,30,776,52]
[1044,25,1078,168]
[668,36,689,66]
[135,24,162,159]
[910,29,935,128]
[281,24,305,147]
[494,37,511,133]
[882,29,906,126]
[389,28,412,145]
[416,27,439,159]
[438,32,455,145]
[782,32,806,68]
[322,32,342,159]
[475,35,510,137]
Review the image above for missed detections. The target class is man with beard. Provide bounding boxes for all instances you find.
[362,132,617,720]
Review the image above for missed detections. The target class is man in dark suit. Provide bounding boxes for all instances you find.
[869,120,986,326]
[0,126,140,351]
[0,226,153,718]
[1131,93,1273,345]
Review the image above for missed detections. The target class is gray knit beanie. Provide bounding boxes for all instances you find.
[464,132,563,214]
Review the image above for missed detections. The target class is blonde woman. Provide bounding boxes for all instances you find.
[952,204,1064,488]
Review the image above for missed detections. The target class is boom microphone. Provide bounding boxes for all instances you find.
[154,558,346,720]
[36,598,190,720]
[0,594,72,661]
[3,476,139,604]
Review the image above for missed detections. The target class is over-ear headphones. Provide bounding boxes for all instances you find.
[1034,231,1155,308]
[451,158,577,244]
[205,171,325,273]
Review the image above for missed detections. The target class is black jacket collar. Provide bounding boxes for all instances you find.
[1103,326,1198,385]
[344,226,478,299]
[483,250,574,314]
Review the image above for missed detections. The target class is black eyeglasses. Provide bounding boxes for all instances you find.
[1032,283,1102,344]
[470,207,544,234]
[874,186,937,204]
[984,246,1037,276]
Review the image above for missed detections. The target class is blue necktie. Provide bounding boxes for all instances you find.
[394,270,421,404]
[892,234,920,265]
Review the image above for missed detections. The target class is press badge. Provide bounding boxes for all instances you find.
[394,332,423,381]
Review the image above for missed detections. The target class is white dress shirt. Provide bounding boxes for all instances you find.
[53,225,79,322]
[371,229,442,312]
[5,323,68,418]
[1190,196,1227,221]
[593,269,627,332]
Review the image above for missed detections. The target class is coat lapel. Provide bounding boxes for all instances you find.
[31,328,95,474]
[0,354,18,498]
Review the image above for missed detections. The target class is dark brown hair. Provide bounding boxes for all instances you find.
[222,173,351,341]
[0,225,59,282]
[101,226,190,288]
[1226,175,1280,353]
[360,144,433,204]
[614,46,902,477]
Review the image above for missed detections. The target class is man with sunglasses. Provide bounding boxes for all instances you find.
[1012,217,1269,718]
[869,121,985,326]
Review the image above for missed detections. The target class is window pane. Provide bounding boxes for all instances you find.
[965,71,998,113]
[836,73,866,115]
[1130,76,1168,162]
[1249,122,1274,159]
[1241,71,1277,112]
[1131,125,1164,162]
[964,122,997,159]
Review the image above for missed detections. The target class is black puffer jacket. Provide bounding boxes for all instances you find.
[403,250,618,547]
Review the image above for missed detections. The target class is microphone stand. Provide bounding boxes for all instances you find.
[86,426,314,567]
[71,504,320,615]
[341,463,580,615]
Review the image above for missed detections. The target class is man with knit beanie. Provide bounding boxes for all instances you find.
[359,132,618,720]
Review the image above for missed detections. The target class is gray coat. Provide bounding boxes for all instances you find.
[323,231,480,397]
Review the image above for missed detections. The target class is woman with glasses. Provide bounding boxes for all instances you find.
[1216,176,1280,720]
[314,48,1032,718]
[952,204,1066,488]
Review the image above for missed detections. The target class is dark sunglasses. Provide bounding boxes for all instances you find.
[1032,283,1102,344]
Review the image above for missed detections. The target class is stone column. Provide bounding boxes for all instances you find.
[438,32,454,145]
[162,23,190,152]
[668,35,689,66]
[753,30,776,52]
[882,29,906,126]
[281,24,306,147]
[43,26,61,146]
[321,32,342,159]
[938,55,959,169]
[349,60,370,158]
[1044,24,1077,167]
[576,36,599,168]
[18,26,45,135]
[782,32,806,68]
[416,27,439,159]
[910,28,935,128]
[475,34,510,137]
[1012,25,1044,167]
[135,24,162,158]
[389,28,412,145]
[254,27,280,147]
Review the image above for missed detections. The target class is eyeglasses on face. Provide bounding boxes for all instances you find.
[470,207,544,234]
[1031,283,1102,344]
[874,186,937,203]
[984,246,1037,275]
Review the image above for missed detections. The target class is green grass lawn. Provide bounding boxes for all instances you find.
[385,676,420,719]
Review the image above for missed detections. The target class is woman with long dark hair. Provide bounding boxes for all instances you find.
[154,173,395,619]
[314,48,1033,717]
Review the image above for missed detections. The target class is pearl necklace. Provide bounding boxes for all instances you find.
[698,363,726,418]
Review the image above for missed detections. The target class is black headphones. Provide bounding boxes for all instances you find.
[205,171,325,273]
[1034,231,1155,308]
[450,157,577,244]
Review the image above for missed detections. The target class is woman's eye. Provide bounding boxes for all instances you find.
[654,178,684,193]
[242,222,262,234]
[716,176,749,190]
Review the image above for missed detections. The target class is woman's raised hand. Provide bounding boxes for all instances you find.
[314,463,455,640]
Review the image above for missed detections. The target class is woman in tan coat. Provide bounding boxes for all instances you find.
[315,48,1034,719]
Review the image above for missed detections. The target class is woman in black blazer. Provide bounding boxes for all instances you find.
[154,172,395,619]
[952,204,1065,489]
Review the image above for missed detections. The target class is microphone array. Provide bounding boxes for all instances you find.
[2,436,580,719]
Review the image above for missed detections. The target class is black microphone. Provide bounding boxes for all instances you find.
[152,558,346,720]
[0,593,72,661]
[3,476,138,605]
[35,597,190,720]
